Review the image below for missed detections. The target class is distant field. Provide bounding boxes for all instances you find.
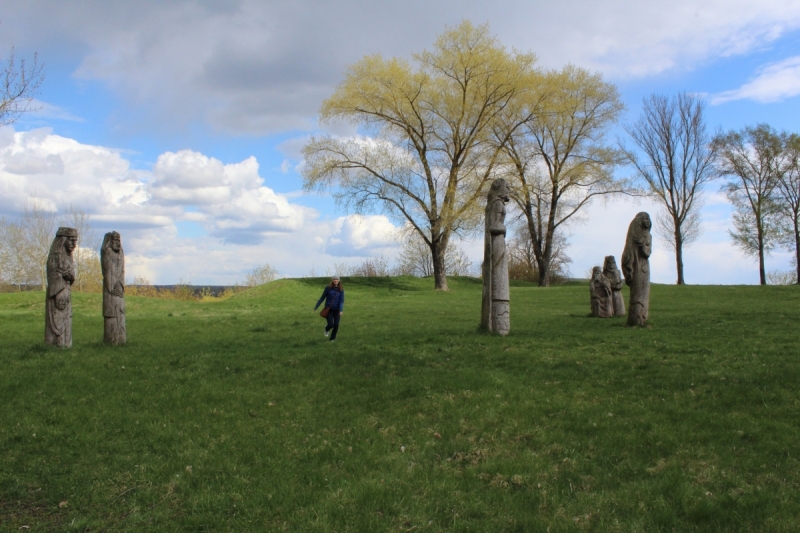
[1,277,799,532]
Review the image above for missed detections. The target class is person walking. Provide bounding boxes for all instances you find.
[314,276,345,342]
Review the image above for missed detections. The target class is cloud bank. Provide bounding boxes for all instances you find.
[3,0,800,134]
[0,128,403,283]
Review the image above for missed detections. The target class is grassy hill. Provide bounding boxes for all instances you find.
[1,278,799,532]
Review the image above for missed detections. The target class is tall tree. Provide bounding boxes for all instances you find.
[714,124,785,285]
[500,65,626,286]
[0,217,35,289]
[1,46,44,126]
[22,199,60,290]
[0,199,59,289]
[394,229,473,277]
[775,133,800,284]
[622,93,718,284]
[303,21,539,290]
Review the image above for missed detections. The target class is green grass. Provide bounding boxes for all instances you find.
[1,277,799,532]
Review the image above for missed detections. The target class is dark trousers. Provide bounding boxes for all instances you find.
[325,311,341,341]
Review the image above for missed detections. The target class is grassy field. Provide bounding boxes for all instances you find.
[1,277,799,532]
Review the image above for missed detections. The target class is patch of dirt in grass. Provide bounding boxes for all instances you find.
[0,498,65,530]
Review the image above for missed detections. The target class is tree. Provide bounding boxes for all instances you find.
[500,65,626,286]
[61,205,101,292]
[0,200,101,291]
[244,264,279,287]
[394,230,473,277]
[622,93,718,284]
[0,217,36,289]
[506,223,571,283]
[303,21,539,290]
[775,133,800,284]
[713,124,786,285]
[1,46,44,126]
[21,199,60,290]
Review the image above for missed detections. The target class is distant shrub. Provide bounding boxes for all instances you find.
[767,270,797,285]
[244,264,279,287]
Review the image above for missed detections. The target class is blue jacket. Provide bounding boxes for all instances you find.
[315,286,345,312]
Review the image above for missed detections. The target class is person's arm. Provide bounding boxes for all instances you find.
[314,288,327,310]
[339,291,344,312]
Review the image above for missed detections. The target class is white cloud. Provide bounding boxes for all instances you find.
[325,215,400,257]
[4,1,800,134]
[0,127,407,283]
[711,56,800,104]
[28,100,84,122]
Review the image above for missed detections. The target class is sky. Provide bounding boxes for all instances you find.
[1,0,799,285]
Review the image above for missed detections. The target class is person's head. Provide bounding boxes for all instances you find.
[329,275,342,290]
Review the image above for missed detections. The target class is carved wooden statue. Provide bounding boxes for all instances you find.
[481,179,510,335]
[101,231,126,345]
[589,266,613,318]
[603,255,626,317]
[45,227,77,347]
[622,212,652,327]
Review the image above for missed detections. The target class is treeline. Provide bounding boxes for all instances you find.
[0,202,101,292]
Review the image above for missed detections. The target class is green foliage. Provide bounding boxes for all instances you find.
[1,280,799,531]
[714,124,787,284]
[303,21,540,289]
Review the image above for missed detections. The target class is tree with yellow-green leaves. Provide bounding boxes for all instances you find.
[302,21,541,290]
[498,65,628,287]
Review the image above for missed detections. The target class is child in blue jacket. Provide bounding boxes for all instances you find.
[314,276,344,341]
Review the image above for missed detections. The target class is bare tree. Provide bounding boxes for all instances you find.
[244,264,279,287]
[775,133,800,284]
[22,199,59,290]
[0,199,59,290]
[623,93,718,284]
[395,232,435,277]
[506,222,571,283]
[61,205,101,292]
[500,65,627,286]
[394,230,473,277]
[351,256,391,277]
[0,217,35,289]
[713,124,786,285]
[1,46,44,126]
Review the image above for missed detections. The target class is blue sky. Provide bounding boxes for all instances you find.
[1,0,799,284]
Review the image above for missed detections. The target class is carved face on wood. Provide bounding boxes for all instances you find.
[488,178,510,203]
[64,236,77,254]
[102,231,123,255]
[603,255,617,271]
[635,212,652,232]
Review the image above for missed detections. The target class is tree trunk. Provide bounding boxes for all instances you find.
[430,237,449,291]
[674,225,685,285]
[536,254,551,287]
[794,222,800,285]
[757,227,767,286]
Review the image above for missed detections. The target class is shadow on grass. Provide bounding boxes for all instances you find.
[294,276,427,291]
